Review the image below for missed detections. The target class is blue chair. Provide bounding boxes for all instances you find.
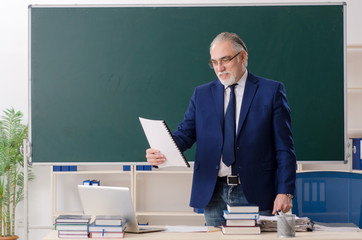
[292,171,362,228]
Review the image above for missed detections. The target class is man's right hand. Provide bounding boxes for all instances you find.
[145,148,166,166]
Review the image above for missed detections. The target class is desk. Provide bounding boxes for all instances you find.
[44,230,362,240]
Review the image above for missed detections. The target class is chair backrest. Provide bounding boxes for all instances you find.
[292,171,362,228]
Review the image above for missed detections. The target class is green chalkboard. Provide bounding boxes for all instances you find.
[30,4,345,163]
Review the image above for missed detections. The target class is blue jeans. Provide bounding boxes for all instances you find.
[204,178,272,226]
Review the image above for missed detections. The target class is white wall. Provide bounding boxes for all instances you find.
[1,1,362,240]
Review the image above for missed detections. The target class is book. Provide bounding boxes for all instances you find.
[88,222,126,232]
[58,230,88,238]
[90,231,125,238]
[54,224,88,231]
[57,230,88,238]
[95,215,123,226]
[221,224,261,235]
[58,233,89,238]
[223,210,259,220]
[139,117,190,168]
[55,215,91,224]
[225,219,256,227]
[58,230,88,235]
[227,204,259,213]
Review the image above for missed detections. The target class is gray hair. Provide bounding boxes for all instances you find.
[210,32,248,66]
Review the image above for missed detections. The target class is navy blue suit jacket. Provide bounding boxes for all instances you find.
[173,72,296,210]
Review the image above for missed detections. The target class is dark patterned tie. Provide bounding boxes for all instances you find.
[222,84,236,166]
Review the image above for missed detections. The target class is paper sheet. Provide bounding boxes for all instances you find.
[164,225,209,232]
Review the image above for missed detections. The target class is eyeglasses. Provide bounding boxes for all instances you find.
[208,52,241,69]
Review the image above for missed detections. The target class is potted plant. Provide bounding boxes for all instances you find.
[0,108,33,239]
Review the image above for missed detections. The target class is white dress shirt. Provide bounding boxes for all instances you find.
[218,70,248,177]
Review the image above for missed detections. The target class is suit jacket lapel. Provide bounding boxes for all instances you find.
[237,73,259,137]
[211,80,224,128]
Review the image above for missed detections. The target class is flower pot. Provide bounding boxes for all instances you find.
[0,236,19,240]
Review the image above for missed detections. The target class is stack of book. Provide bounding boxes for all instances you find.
[89,215,126,238]
[54,215,91,238]
[222,204,261,235]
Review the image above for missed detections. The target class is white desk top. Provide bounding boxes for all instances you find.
[44,229,362,240]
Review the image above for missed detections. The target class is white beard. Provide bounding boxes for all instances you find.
[217,71,236,87]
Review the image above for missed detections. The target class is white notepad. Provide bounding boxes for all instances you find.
[139,117,190,168]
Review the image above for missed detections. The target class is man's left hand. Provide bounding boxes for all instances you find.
[272,194,293,215]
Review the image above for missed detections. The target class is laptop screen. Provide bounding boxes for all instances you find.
[77,185,139,231]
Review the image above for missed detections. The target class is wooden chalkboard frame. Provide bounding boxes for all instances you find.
[29,3,346,164]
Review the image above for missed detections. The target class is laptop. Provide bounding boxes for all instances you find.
[77,185,164,233]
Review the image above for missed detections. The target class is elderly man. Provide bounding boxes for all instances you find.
[146,32,296,226]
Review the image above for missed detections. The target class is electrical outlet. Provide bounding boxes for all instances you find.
[16,218,24,228]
